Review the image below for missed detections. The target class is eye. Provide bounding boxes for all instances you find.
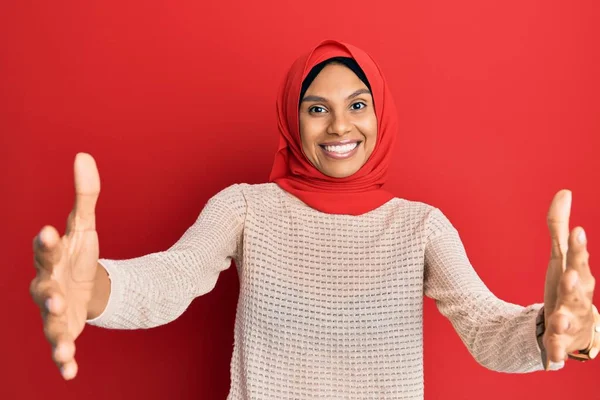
[308,106,327,114]
[351,102,367,110]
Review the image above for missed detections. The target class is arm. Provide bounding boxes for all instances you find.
[423,208,554,373]
[86,184,246,329]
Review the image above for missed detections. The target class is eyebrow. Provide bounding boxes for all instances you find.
[301,88,372,103]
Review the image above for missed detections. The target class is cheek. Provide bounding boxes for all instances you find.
[299,119,322,154]
[358,115,378,152]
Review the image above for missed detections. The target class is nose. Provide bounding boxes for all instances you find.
[326,111,352,136]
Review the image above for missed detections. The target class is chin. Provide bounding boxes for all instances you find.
[321,165,361,178]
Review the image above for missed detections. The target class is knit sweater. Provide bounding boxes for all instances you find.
[87,183,550,399]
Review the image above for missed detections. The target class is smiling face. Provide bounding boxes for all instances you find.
[299,62,377,178]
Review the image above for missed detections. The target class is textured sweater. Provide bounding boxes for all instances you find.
[87,183,551,399]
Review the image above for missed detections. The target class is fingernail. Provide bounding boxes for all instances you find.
[589,348,599,359]
[595,325,600,333]
[578,229,586,244]
[45,298,53,312]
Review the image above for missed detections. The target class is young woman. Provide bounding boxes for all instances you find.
[30,40,599,399]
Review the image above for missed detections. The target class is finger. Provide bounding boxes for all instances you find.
[43,311,69,346]
[547,189,572,262]
[33,226,63,274]
[50,334,78,380]
[66,153,100,235]
[566,227,593,283]
[555,274,595,353]
[557,268,580,305]
[53,340,75,365]
[544,330,568,363]
[29,278,66,315]
[547,311,571,335]
[60,359,79,380]
[556,269,592,339]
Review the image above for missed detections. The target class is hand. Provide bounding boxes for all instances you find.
[29,153,101,380]
[543,189,598,364]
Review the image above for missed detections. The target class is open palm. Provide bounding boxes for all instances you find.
[30,153,101,379]
[543,190,598,364]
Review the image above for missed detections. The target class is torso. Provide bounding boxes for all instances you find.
[228,183,433,400]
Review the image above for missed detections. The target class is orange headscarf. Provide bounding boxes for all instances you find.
[269,40,399,215]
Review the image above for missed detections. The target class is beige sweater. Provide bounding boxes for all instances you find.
[87,183,551,399]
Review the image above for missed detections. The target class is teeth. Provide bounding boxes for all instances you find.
[323,142,358,153]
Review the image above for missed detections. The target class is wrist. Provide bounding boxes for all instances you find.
[86,262,110,320]
[535,307,549,370]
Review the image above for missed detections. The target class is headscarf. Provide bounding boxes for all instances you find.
[269,40,399,216]
[299,56,372,106]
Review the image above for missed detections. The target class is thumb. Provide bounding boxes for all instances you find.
[547,189,571,262]
[67,153,101,234]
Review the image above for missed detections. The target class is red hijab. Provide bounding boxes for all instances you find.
[269,40,398,216]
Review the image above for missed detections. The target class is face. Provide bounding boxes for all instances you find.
[299,63,377,178]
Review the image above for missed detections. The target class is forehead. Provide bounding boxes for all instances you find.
[305,63,369,93]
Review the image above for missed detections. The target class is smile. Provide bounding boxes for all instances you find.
[319,141,362,159]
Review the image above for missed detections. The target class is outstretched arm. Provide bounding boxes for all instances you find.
[424,209,546,373]
[87,184,246,330]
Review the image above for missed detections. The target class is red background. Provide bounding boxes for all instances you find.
[2,1,599,399]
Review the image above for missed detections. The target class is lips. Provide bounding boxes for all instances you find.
[319,140,362,160]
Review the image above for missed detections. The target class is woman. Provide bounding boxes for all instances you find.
[30,40,599,399]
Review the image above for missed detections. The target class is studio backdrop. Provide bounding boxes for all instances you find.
[2,1,599,399]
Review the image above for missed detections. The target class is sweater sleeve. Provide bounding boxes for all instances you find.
[423,207,558,373]
[86,184,246,330]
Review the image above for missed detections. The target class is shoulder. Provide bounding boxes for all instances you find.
[391,197,455,239]
[390,196,438,220]
[208,182,280,209]
[392,197,435,214]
